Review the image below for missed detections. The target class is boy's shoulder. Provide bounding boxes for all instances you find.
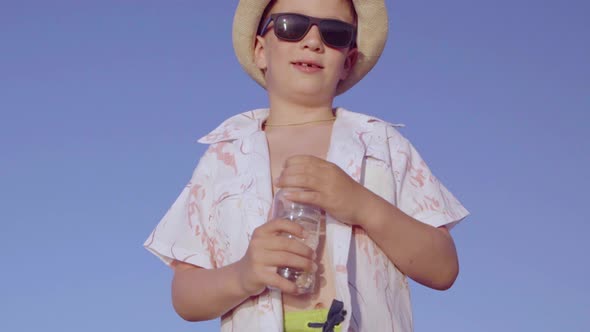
[197,108,270,145]
[337,108,407,144]
[341,108,405,129]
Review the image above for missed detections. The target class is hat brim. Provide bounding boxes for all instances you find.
[232,0,388,95]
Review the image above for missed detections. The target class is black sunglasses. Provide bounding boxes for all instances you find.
[258,13,356,49]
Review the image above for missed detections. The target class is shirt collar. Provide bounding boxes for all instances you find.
[197,108,269,144]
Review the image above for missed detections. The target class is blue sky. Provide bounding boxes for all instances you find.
[1,0,589,331]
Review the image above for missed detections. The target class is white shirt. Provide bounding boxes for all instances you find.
[144,107,469,331]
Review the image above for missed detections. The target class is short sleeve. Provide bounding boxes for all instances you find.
[143,151,216,269]
[389,127,469,230]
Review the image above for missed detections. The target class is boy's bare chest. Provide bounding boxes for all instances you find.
[266,127,332,192]
[266,127,337,311]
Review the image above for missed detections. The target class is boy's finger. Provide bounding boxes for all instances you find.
[262,251,315,273]
[281,190,322,208]
[283,155,323,167]
[278,163,317,177]
[266,274,298,295]
[267,236,315,259]
[259,219,305,237]
[277,174,321,190]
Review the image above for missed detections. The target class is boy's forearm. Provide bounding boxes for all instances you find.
[171,261,250,321]
[358,190,459,290]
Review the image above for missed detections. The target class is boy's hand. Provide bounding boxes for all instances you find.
[276,155,372,226]
[236,219,316,296]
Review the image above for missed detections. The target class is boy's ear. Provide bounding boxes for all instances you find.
[254,36,268,70]
[340,47,358,81]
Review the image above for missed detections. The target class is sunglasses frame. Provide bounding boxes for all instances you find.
[258,12,357,49]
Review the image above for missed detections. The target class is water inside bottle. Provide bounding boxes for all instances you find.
[278,215,319,294]
[283,215,319,249]
[272,189,322,295]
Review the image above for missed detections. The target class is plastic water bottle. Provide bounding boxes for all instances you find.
[271,188,322,294]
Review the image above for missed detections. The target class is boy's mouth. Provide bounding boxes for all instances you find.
[291,61,324,69]
[291,60,324,73]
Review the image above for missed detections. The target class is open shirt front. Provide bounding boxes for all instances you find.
[144,107,469,332]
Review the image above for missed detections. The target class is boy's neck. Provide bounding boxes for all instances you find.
[265,95,336,127]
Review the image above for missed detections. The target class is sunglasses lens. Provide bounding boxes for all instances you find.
[271,14,355,48]
[320,20,354,48]
[275,15,310,41]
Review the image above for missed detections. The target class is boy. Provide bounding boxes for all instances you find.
[144,0,469,331]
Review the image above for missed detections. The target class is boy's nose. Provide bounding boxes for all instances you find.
[300,25,324,52]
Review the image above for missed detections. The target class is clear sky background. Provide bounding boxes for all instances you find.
[1,0,589,331]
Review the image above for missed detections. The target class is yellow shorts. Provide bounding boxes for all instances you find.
[283,308,342,332]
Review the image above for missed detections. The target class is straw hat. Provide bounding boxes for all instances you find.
[232,0,388,95]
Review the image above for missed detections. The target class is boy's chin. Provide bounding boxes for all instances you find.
[287,90,334,104]
[278,83,337,101]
